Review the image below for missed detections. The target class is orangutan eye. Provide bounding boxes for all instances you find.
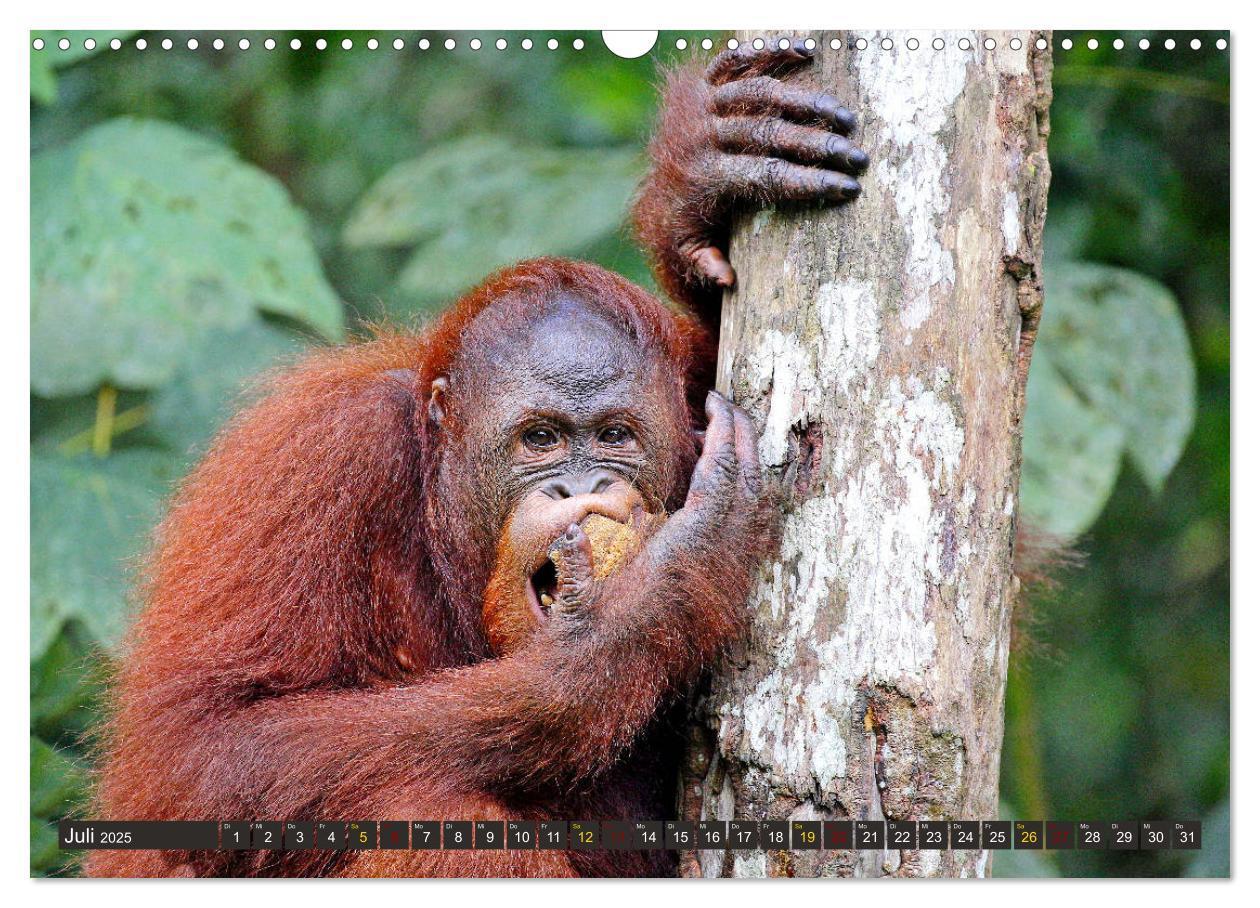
[523,427,560,450]
[598,425,633,446]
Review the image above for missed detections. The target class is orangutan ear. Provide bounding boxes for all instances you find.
[428,376,450,427]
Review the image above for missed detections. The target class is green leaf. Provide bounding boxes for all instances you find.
[1020,261,1196,536]
[151,319,312,460]
[30,447,180,658]
[344,135,641,300]
[1020,353,1127,536]
[1041,262,1196,489]
[31,624,103,741]
[30,736,86,818]
[31,118,343,396]
[30,818,62,875]
[31,736,89,875]
[29,31,133,105]
[30,55,58,106]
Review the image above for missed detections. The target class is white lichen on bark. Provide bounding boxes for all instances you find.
[682,31,1052,878]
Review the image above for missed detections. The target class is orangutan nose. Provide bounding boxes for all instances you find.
[541,469,619,500]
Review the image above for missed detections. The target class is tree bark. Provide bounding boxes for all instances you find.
[680,30,1052,878]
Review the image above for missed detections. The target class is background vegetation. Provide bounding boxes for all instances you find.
[30,30,1228,877]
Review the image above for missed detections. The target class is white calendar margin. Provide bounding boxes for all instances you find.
[3,1,1247,904]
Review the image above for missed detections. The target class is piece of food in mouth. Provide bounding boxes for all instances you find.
[534,512,664,610]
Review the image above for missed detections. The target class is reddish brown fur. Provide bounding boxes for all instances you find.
[87,44,855,877]
[86,259,775,878]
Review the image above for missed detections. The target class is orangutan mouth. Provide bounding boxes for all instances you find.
[529,559,559,615]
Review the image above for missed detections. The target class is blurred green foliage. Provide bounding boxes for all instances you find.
[32,117,343,396]
[998,30,1229,878]
[344,135,643,301]
[1021,262,1195,536]
[29,30,1226,877]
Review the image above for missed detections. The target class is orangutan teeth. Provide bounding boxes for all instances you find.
[540,593,555,610]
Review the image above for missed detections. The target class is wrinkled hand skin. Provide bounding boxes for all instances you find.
[546,391,776,634]
[644,390,776,598]
[547,524,598,620]
[633,37,869,321]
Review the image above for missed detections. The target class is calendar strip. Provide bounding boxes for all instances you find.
[59,819,1201,852]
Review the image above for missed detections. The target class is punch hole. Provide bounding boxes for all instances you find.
[752,38,764,50]
[1113,38,1124,50]
[86,38,98,50]
[676,38,688,50]
[1035,37,1047,50]
[110,38,121,50]
[520,38,532,50]
[56,37,69,50]
[803,37,815,50]
[1190,38,1201,50]
[314,38,326,50]
[290,38,301,50]
[1217,38,1228,50]
[958,38,972,50]
[855,38,868,51]
[778,38,790,50]
[1086,38,1097,50]
[444,38,456,50]
[393,38,404,50]
[600,31,656,58]
[240,39,251,50]
[728,38,739,50]
[1011,38,1023,50]
[367,38,379,50]
[1165,38,1176,49]
[265,38,276,50]
[136,38,148,50]
[702,38,714,50]
[470,38,482,50]
[496,38,507,50]
[342,39,353,50]
[32,38,44,50]
[880,38,893,51]
[932,38,945,50]
[829,38,841,50]
[983,37,996,50]
[572,38,584,50]
[419,39,431,50]
[1061,38,1073,50]
[1139,38,1150,50]
[907,38,919,50]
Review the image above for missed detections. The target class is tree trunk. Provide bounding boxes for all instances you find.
[680,30,1052,878]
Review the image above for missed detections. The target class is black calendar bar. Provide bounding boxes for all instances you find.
[58,821,219,850]
[59,819,1202,851]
